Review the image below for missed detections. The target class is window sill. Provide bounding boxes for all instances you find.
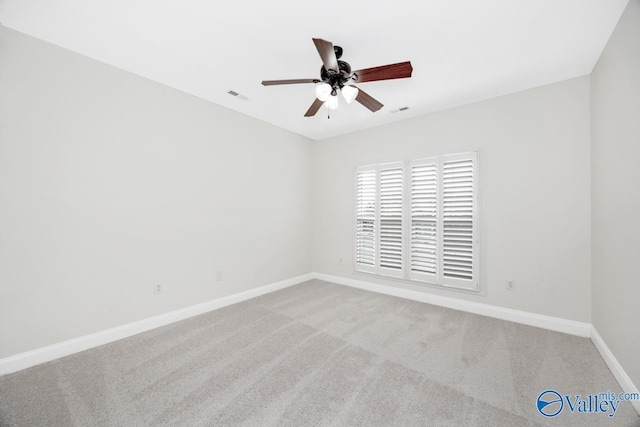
[352,269,484,296]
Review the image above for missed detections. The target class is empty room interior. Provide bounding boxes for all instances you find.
[1,0,639,425]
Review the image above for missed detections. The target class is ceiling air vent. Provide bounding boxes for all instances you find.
[391,106,410,114]
[227,90,248,101]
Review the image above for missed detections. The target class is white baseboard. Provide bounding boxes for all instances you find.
[312,273,591,337]
[0,273,313,376]
[590,326,640,415]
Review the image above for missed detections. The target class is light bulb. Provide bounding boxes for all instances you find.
[341,85,359,104]
[326,94,339,110]
[315,83,331,102]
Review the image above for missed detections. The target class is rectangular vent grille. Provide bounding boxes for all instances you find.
[227,90,248,100]
[391,106,410,113]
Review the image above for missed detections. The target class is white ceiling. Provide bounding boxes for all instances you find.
[0,0,629,140]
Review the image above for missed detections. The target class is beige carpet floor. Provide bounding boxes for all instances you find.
[0,279,638,426]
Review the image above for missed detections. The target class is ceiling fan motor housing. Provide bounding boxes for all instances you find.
[320,61,353,90]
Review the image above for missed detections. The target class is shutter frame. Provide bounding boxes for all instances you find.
[409,157,439,283]
[378,162,405,278]
[355,165,377,273]
[439,152,478,290]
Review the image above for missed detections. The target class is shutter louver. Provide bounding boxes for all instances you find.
[409,159,438,282]
[441,153,477,289]
[355,167,376,273]
[379,164,404,277]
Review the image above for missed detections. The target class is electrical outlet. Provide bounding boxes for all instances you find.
[506,280,515,290]
[339,258,343,265]
[216,271,224,282]
[154,284,163,295]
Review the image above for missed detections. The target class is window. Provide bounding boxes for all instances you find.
[355,151,479,291]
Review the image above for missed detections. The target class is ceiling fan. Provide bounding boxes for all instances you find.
[261,38,413,117]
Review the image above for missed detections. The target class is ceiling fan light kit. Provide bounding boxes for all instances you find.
[315,82,358,106]
[314,82,332,101]
[262,38,413,117]
[341,85,358,104]
[326,94,339,110]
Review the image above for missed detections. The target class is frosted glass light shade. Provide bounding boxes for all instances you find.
[315,83,332,102]
[326,94,339,110]
[341,85,359,104]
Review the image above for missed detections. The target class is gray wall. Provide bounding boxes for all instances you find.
[591,0,640,391]
[312,76,592,322]
[0,28,313,358]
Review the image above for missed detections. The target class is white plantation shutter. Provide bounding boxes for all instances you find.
[440,152,478,290]
[355,166,377,273]
[409,158,438,282]
[378,163,404,278]
[354,151,479,291]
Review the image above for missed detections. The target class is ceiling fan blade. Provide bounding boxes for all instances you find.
[312,38,339,73]
[262,78,319,86]
[304,98,324,117]
[354,86,383,112]
[353,61,413,83]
